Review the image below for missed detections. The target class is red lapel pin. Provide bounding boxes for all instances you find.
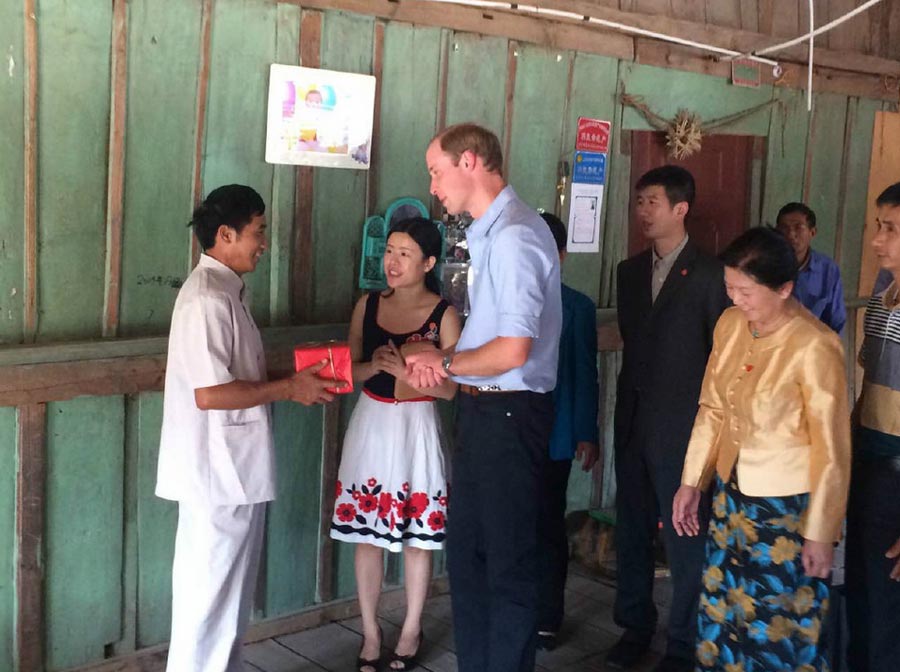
[680,268,688,276]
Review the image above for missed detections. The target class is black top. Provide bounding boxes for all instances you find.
[362,292,450,399]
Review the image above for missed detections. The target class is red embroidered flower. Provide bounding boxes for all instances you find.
[367,477,377,488]
[336,503,356,522]
[402,482,410,492]
[377,492,393,518]
[335,480,342,498]
[427,511,446,531]
[395,499,409,519]
[438,496,448,508]
[406,492,429,519]
[359,493,378,513]
[352,490,360,500]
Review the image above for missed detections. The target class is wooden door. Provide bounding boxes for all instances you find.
[628,132,757,257]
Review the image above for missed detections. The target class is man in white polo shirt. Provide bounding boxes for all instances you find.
[156,184,341,671]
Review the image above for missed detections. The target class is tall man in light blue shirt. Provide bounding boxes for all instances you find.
[407,123,562,672]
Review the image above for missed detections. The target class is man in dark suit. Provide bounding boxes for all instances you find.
[607,166,729,672]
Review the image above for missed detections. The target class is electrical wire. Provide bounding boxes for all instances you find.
[421,0,780,67]
[752,0,884,56]
[808,0,814,111]
[419,0,887,112]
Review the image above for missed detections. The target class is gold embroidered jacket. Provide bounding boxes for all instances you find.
[681,304,851,542]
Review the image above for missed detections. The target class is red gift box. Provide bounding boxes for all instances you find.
[293,341,354,394]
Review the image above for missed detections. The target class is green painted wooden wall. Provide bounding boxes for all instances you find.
[36,0,113,342]
[120,0,203,336]
[374,23,443,215]
[0,2,892,342]
[0,1,25,346]
[0,409,16,672]
[45,397,124,670]
[0,1,896,669]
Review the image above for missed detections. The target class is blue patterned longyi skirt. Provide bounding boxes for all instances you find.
[695,476,830,672]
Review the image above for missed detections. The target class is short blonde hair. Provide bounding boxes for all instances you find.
[433,123,503,175]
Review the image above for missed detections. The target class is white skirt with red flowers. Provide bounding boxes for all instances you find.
[330,391,449,552]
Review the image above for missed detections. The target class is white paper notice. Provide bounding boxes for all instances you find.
[567,182,603,253]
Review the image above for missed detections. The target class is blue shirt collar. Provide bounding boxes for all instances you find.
[467,185,516,241]
[800,248,823,275]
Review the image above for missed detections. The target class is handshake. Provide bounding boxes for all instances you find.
[369,339,452,395]
[403,345,451,390]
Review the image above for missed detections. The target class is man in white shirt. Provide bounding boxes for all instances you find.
[156,184,341,671]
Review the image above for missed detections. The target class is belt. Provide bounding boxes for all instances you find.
[459,384,516,396]
[363,388,435,404]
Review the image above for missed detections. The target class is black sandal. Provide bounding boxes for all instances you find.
[356,653,381,672]
[357,627,383,672]
[389,632,423,671]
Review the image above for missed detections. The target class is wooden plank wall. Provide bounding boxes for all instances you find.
[44,398,124,670]
[0,1,898,669]
[0,2,26,346]
[36,0,112,342]
[1,0,898,344]
[310,11,375,324]
[607,0,900,60]
[0,410,16,672]
[119,0,204,337]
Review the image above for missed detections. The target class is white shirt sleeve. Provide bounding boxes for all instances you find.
[174,293,237,390]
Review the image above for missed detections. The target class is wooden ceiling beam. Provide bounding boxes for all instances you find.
[288,0,900,101]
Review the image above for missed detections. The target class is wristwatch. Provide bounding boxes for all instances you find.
[441,353,454,374]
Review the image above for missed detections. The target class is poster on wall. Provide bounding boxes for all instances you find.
[265,64,376,169]
[576,117,611,153]
[567,149,607,253]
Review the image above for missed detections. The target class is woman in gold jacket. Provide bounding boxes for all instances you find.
[672,227,851,672]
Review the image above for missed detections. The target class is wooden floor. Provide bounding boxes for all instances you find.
[243,567,674,672]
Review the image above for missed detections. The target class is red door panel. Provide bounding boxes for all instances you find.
[628,132,756,257]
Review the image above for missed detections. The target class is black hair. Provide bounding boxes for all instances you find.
[719,226,798,290]
[387,217,442,295]
[635,165,696,209]
[540,212,567,252]
[189,184,265,251]
[876,182,900,208]
[776,202,817,229]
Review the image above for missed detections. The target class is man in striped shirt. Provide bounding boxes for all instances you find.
[846,181,900,672]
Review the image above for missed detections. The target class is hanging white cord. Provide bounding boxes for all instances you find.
[421,0,779,67]
[753,0,883,56]
[807,0,814,111]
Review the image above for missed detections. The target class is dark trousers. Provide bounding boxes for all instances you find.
[613,442,708,660]
[447,391,554,672]
[845,452,900,672]
[537,458,573,633]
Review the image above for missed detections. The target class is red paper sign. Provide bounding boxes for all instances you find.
[294,341,354,394]
[576,117,611,153]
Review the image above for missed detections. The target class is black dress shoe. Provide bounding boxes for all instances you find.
[651,654,694,672]
[536,630,558,651]
[605,636,650,669]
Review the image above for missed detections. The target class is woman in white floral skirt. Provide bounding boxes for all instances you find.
[331,217,460,672]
